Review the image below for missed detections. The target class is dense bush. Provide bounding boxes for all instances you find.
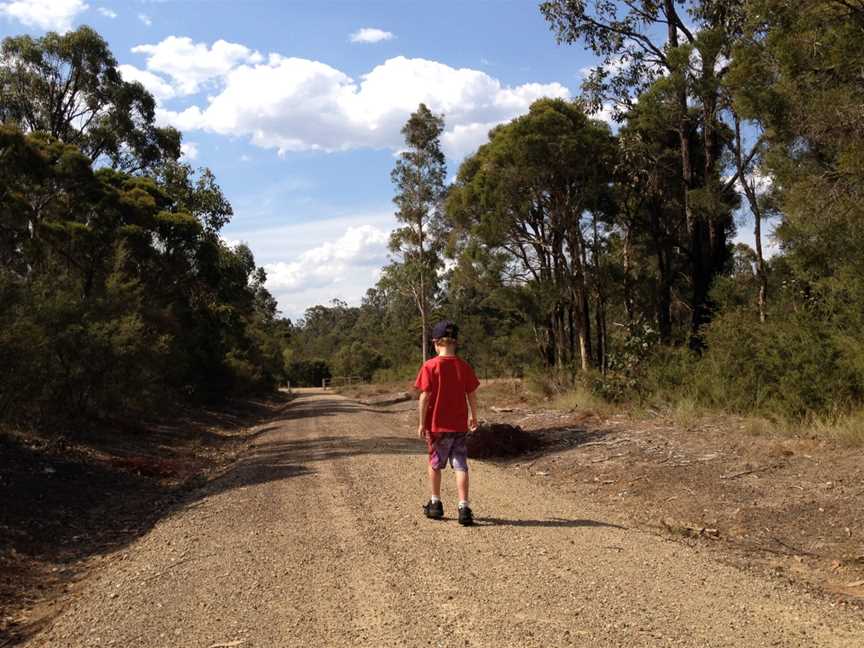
[0,127,287,432]
[690,312,864,418]
[285,360,331,388]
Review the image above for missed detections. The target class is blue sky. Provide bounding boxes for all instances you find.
[0,1,766,320]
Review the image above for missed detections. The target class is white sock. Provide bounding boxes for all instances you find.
[458,500,469,509]
[430,496,440,503]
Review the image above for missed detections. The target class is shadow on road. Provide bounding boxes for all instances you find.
[475,517,626,529]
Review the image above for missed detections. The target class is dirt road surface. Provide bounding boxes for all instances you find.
[25,391,864,647]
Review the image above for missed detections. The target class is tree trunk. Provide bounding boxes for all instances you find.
[664,0,705,350]
[418,209,429,362]
[623,224,635,328]
[648,201,673,343]
[734,115,768,322]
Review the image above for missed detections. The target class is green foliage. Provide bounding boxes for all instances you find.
[0,26,180,172]
[0,119,287,432]
[677,311,860,417]
[332,342,387,382]
[447,98,616,370]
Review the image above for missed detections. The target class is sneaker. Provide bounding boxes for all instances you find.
[423,499,444,519]
[458,504,474,526]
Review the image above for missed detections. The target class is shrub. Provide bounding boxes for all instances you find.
[689,310,864,418]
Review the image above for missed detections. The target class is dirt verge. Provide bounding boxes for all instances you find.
[373,382,864,609]
[0,391,293,646]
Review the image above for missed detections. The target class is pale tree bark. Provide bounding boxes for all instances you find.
[734,114,768,322]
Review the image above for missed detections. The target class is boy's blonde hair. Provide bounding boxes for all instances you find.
[434,337,457,347]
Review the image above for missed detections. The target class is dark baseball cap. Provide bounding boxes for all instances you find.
[431,320,459,340]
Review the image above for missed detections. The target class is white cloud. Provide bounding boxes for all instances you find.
[592,103,616,125]
[441,121,499,160]
[97,6,115,18]
[180,141,198,160]
[156,105,205,131]
[349,27,394,44]
[224,212,395,318]
[265,224,389,292]
[137,12,151,26]
[132,36,263,96]
[153,52,570,158]
[0,0,88,32]
[117,64,175,101]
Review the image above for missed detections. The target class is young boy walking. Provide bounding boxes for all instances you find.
[414,320,480,526]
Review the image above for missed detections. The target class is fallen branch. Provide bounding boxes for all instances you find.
[591,453,626,463]
[771,536,819,557]
[720,466,772,480]
[578,438,634,450]
[208,641,245,648]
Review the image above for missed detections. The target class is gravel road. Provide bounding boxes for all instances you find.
[26,391,864,647]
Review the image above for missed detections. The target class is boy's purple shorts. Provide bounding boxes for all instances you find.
[427,432,469,472]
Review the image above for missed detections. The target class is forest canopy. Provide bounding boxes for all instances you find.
[0,27,288,433]
[3,1,864,432]
[286,0,864,421]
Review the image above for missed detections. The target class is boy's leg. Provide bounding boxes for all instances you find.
[451,433,470,504]
[455,469,469,503]
[428,464,442,498]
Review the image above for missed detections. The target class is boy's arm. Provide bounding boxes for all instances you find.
[467,390,479,431]
[417,390,430,439]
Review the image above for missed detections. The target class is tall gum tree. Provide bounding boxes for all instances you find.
[0,26,180,173]
[541,0,743,347]
[447,98,615,371]
[387,104,447,361]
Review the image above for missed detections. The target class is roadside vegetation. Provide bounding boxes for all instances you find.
[3,2,864,444]
[0,27,290,436]
[288,1,864,443]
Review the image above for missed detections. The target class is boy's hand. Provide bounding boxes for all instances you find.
[417,424,428,440]
[469,416,478,432]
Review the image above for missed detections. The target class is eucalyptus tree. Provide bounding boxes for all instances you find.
[388,103,447,360]
[0,26,180,173]
[729,0,864,321]
[540,0,744,346]
[447,98,615,371]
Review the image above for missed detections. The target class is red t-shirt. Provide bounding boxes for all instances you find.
[414,355,480,434]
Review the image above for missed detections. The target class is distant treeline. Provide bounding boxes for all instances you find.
[288,1,864,420]
[0,27,289,433]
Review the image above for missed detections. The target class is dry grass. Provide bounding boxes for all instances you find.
[549,384,615,416]
[668,397,704,430]
[734,410,864,447]
[476,378,536,407]
[341,375,864,448]
[809,410,864,447]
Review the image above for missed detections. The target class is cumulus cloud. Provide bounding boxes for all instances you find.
[180,141,198,160]
[223,213,395,318]
[97,6,115,19]
[118,64,176,101]
[137,12,151,26]
[349,27,395,44]
[148,48,570,158]
[441,121,501,160]
[265,224,389,292]
[0,0,88,32]
[132,36,263,96]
